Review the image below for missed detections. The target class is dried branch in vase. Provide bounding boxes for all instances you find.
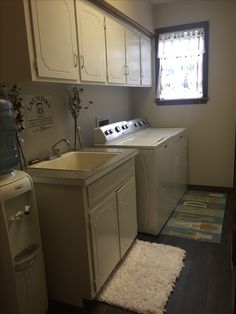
[67,86,93,150]
[0,83,25,133]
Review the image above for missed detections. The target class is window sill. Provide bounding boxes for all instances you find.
[155,97,209,105]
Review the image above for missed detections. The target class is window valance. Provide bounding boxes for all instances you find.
[157,28,205,58]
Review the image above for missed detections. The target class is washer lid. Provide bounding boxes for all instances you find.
[110,133,167,147]
[140,128,186,137]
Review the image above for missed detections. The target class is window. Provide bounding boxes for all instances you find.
[155,21,209,105]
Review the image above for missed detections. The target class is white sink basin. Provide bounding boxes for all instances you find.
[29,151,120,171]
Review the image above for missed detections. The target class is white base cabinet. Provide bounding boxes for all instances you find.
[31,158,137,307]
[117,178,137,257]
[90,193,120,292]
[90,177,137,291]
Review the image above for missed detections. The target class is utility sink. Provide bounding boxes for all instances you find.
[29,151,121,172]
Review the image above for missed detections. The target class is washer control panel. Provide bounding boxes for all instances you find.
[94,118,150,144]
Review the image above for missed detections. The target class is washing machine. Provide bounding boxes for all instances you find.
[0,170,48,314]
[94,118,187,235]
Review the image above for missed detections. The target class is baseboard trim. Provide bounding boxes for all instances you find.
[187,184,233,194]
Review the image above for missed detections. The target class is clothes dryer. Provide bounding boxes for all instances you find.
[94,118,187,235]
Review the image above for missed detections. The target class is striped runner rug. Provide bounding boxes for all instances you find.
[161,190,226,243]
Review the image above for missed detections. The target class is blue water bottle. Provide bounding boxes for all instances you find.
[0,99,20,175]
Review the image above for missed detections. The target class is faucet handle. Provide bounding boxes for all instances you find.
[49,148,60,160]
[49,138,70,160]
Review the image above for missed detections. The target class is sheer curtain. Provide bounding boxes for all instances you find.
[157,28,205,100]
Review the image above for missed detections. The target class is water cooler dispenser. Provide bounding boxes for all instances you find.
[0,99,47,314]
[0,170,48,314]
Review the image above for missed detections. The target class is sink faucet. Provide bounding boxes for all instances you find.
[49,138,70,160]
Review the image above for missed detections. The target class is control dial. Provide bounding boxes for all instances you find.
[115,126,121,132]
[104,130,110,136]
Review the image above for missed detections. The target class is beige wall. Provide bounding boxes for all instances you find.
[5,1,235,188]
[20,83,132,162]
[132,0,236,187]
[105,0,154,32]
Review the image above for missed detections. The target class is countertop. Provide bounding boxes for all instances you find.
[27,147,138,186]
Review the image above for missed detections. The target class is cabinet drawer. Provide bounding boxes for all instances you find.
[88,159,135,208]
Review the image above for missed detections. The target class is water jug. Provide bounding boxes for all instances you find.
[0,99,20,175]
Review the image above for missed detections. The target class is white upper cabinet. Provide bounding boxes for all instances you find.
[125,29,141,86]
[105,17,126,84]
[30,0,78,80]
[75,1,107,82]
[0,0,152,85]
[105,16,143,86]
[140,36,152,86]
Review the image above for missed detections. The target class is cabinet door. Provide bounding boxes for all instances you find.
[89,193,120,291]
[75,1,106,82]
[117,178,137,258]
[30,0,78,80]
[140,36,152,86]
[125,29,141,86]
[105,17,126,84]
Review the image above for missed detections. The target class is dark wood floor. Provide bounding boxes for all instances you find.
[48,192,235,314]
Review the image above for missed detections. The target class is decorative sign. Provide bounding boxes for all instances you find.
[26,95,54,134]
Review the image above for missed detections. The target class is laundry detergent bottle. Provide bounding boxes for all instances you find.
[0,99,20,174]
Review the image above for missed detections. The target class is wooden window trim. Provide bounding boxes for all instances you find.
[155,21,209,105]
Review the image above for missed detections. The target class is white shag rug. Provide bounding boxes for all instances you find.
[97,240,186,314]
